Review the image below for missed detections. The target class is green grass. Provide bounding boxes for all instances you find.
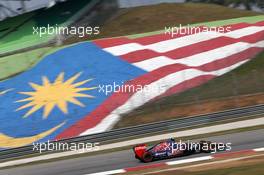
[0,46,64,81]
[0,0,93,54]
[0,11,53,55]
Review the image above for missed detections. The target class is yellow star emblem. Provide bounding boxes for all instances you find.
[16,72,96,119]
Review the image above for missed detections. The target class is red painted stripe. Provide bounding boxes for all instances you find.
[153,47,263,100]
[213,149,255,158]
[121,30,264,63]
[151,75,216,102]
[125,162,167,172]
[93,26,207,48]
[55,46,262,139]
[93,21,264,48]
[93,37,132,48]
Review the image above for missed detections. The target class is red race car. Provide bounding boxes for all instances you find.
[133,138,227,162]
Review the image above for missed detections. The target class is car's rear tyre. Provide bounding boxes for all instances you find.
[142,152,153,163]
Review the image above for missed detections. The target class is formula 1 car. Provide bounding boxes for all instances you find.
[133,138,225,162]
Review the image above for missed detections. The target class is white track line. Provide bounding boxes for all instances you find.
[85,169,126,175]
[166,156,213,165]
[253,147,264,152]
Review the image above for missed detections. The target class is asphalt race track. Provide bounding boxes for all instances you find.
[1,129,264,175]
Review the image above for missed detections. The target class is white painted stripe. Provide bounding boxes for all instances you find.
[224,26,264,38]
[85,169,126,175]
[253,147,264,152]
[166,156,213,165]
[104,26,264,56]
[133,41,264,71]
[81,60,248,135]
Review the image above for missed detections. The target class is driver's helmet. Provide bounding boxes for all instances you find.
[169,138,175,142]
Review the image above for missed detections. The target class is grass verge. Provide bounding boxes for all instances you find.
[67,2,262,42]
[0,46,63,81]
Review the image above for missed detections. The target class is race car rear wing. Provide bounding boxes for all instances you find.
[133,144,147,159]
